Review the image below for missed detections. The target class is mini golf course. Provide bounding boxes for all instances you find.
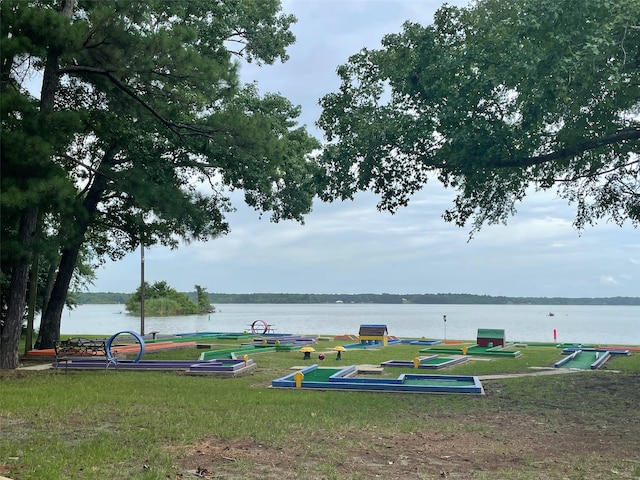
[271,364,484,394]
[419,344,523,358]
[197,334,317,359]
[554,348,630,370]
[381,355,469,370]
[52,357,257,376]
[30,326,636,396]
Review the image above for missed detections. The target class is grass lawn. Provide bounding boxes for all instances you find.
[1,338,639,479]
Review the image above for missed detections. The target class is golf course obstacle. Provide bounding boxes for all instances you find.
[358,324,389,346]
[249,319,274,334]
[106,330,145,364]
[477,328,506,348]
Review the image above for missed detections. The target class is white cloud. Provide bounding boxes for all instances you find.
[600,275,619,286]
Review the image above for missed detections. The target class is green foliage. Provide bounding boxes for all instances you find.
[2,0,322,356]
[207,292,640,305]
[318,0,640,232]
[125,281,199,316]
[2,0,318,259]
[73,291,130,304]
[194,285,214,313]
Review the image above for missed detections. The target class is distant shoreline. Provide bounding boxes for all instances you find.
[75,292,640,306]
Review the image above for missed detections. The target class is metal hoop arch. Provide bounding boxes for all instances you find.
[106,330,146,364]
[250,320,270,335]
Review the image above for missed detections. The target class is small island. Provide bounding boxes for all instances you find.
[125,281,214,316]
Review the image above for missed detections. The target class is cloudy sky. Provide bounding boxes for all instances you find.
[90,0,639,298]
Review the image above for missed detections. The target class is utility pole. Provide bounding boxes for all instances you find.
[140,234,145,336]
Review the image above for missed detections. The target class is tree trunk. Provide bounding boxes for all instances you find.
[41,262,58,319]
[0,208,38,369]
[37,146,116,348]
[33,262,58,350]
[36,245,81,349]
[24,251,39,355]
[24,212,43,355]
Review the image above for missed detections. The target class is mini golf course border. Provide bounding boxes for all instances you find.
[381,355,470,370]
[271,364,484,394]
[419,344,522,358]
[51,358,257,377]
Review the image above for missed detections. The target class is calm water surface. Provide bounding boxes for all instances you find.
[46,303,640,345]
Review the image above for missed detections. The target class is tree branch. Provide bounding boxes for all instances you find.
[555,158,640,183]
[497,127,640,169]
[58,65,226,138]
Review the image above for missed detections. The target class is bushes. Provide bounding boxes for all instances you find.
[125,281,205,316]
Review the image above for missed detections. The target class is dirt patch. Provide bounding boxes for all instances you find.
[168,415,637,479]
[167,375,640,479]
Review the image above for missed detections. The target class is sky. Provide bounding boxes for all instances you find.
[90,0,639,298]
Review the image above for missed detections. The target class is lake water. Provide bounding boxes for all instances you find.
[44,303,640,345]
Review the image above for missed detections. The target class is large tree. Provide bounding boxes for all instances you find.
[1,0,320,367]
[318,0,639,233]
[1,0,80,367]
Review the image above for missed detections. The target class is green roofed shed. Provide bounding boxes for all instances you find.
[477,328,505,348]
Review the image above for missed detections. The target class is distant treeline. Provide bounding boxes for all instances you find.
[76,292,640,306]
[77,292,131,304]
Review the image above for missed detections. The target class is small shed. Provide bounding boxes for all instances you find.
[477,328,505,348]
[359,324,388,346]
